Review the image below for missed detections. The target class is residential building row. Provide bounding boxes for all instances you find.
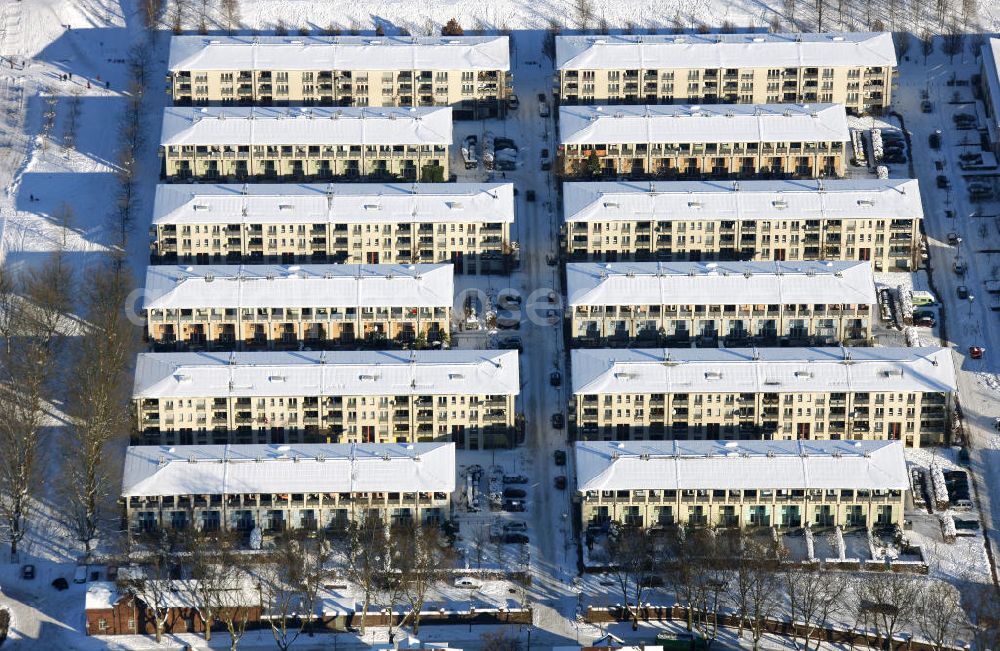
[566,260,876,347]
[122,442,456,535]
[167,35,511,119]
[149,183,516,274]
[575,439,906,530]
[555,32,896,114]
[159,106,452,182]
[562,179,922,271]
[557,103,849,180]
[132,350,520,450]
[570,347,956,448]
[143,263,453,350]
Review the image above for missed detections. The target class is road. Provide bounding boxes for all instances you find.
[895,44,1000,585]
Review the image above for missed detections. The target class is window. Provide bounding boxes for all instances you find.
[98,619,108,631]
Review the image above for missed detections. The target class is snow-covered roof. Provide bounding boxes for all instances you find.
[566,261,876,307]
[570,347,956,395]
[563,179,922,223]
[143,263,453,310]
[981,39,1000,143]
[559,104,849,145]
[122,442,456,497]
[160,106,452,147]
[133,350,520,399]
[169,35,510,72]
[574,439,908,492]
[556,32,896,70]
[152,183,514,225]
[85,582,120,610]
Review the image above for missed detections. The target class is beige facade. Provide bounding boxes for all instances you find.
[575,440,907,530]
[143,264,453,350]
[566,261,876,347]
[159,106,451,182]
[558,104,848,180]
[168,35,511,119]
[123,443,455,535]
[150,183,515,274]
[556,32,896,115]
[133,350,519,450]
[571,347,955,448]
[563,179,922,271]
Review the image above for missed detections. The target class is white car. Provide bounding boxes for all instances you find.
[454,577,482,589]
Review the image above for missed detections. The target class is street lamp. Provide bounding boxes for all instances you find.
[968,295,975,318]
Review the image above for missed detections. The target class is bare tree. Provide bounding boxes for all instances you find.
[744,548,781,651]
[258,531,332,649]
[60,257,136,556]
[442,18,463,36]
[942,29,963,62]
[170,0,188,33]
[916,581,965,651]
[664,527,706,632]
[966,583,1000,651]
[481,630,522,651]
[275,18,288,36]
[815,0,824,31]
[21,246,73,348]
[179,530,246,643]
[471,523,490,568]
[220,0,241,34]
[608,529,653,630]
[853,572,920,651]
[340,514,392,635]
[785,568,847,650]
[783,0,797,27]
[0,262,17,355]
[896,32,911,59]
[394,523,453,634]
[921,30,934,62]
[575,0,594,30]
[118,541,177,644]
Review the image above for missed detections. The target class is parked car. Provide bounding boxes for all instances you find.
[503,475,529,484]
[947,232,959,245]
[954,260,967,275]
[502,499,526,512]
[503,488,527,499]
[957,285,969,299]
[498,336,523,351]
[504,521,527,532]
[507,94,519,110]
[21,564,35,580]
[913,310,936,327]
[550,371,562,387]
[969,346,985,359]
[551,413,565,429]
[554,475,567,490]
[554,449,567,466]
[929,131,942,149]
[921,100,933,113]
[935,160,944,170]
[936,175,950,189]
[503,533,529,544]
[51,577,69,591]
[454,577,483,589]
[526,190,536,202]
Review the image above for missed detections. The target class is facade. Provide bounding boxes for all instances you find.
[132,350,519,449]
[143,263,453,350]
[167,35,511,119]
[555,32,896,114]
[121,442,455,535]
[575,439,907,530]
[150,183,515,274]
[558,104,848,179]
[159,106,451,181]
[566,260,876,347]
[562,179,922,271]
[570,347,955,448]
[980,38,1000,156]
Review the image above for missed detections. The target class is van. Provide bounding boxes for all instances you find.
[911,290,936,306]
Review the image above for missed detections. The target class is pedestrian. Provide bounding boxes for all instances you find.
[29,193,34,201]
[68,72,72,80]
[105,80,110,89]
[86,81,90,89]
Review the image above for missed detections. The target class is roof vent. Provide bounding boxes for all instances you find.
[448,373,465,380]
[704,371,722,380]
[268,375,286,382]
[613,372,634,380]
[278,203,294,211]
[752,36,766,42]
[857,198,875,207]
[192,204,210,211]
[794,370,813,378]
[772,199,788,209]
[359,374,379,381]
[687,201,703,209]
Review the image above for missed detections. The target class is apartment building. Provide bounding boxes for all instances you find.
[980,38,1000,156]
[566,260,876,347]
[570,347,955,448]
[167,35,510,119]
[150,183,515,274]
[159,106,451,181]
[133,350,519,450]
[562,179,922,271]
[143,263,453,350]
[575,439,906,530]
[558,104,848,179]
[122,442,455,535]
[556,32,896,114]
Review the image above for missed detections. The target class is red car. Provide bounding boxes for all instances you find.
[969,346,985,359]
